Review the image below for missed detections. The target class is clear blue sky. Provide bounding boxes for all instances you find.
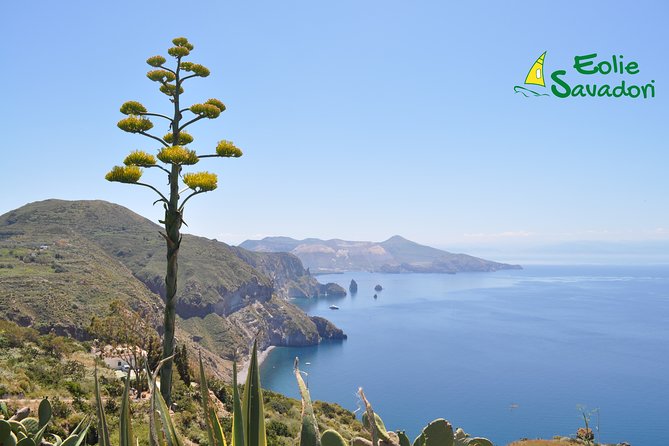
[3,1,668,251]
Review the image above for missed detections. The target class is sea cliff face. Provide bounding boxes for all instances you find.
[230,247,323,298]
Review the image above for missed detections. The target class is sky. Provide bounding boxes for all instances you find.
[3,1,668,255]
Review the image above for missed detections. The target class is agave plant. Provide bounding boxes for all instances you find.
[86,339,492,446]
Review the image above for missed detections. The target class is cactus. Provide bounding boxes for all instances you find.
[414,419,454,446]
[19,419,39,438]
[453,428,492,446]
[1,420,18,446]
[0,399,87,446]
[351,397,491,446]
[362,412,392,444]
[321,430,347,446]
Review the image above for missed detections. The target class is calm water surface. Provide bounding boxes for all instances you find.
[260,266,669,445]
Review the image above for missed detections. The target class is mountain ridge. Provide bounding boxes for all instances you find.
[0,199,346,378]
[240,235,521,274]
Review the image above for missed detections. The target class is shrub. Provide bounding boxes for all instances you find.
[267,420,291,438]
[51,396,72,419]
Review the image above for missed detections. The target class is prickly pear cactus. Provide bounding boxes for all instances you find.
[396,431,411,446]
[1,420,18,446]
[19,419,39,438]
[413,419,454,446]
[321,430,347,446]
[452,427,492,446]
[37,400,51,429]
[362,412,393,443]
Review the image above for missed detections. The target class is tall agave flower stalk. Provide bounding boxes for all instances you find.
[105,36,243,406]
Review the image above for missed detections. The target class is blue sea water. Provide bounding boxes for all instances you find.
[260,266,669,445]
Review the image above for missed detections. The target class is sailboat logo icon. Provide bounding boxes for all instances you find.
[514,51,550,97]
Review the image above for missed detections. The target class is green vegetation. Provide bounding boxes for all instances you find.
[0,320,363,446]
[105,36,243,405]
[0,319,94,398]
[0,199,339,381]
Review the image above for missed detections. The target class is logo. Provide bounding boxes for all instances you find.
[515,52,656,99]
[514,52,549,97]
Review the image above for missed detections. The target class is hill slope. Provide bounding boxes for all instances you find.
[240,235,521,273]
[0,200,344,373]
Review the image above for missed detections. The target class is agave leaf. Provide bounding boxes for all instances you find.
[198,353,215,446]
[294,358,320,446]
[199,352,226,446]
[62,418,91,446]
[209,407,227,446]
[60,435,79,446]
[144,360,160,446]
[242,340,266,446]
[147,355,178,446]
[119,372,134,446]
[94,368,111,446]
[1,402,9,419]
[50,434,63,446]
[32,421,49,445]
[231,361,245,446]
[153,376,184,446]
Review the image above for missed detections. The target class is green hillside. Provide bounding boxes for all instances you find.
[0,199,344,374]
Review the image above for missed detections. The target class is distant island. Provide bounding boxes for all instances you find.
[240,235,521,274]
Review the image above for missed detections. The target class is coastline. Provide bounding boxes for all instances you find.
[237,345,276,382]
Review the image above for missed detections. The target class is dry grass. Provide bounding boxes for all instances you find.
[508,440,576,446]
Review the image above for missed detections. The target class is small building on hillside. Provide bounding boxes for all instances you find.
[103,357,133,372]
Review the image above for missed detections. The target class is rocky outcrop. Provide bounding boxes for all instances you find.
[318,282,347,297]
[349,279,358,294]
[310,316,347,340]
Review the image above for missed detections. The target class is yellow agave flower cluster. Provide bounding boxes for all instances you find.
[106,37,242,194]
[183,171,218,192]
[105,165,142,183]
[157,146,199,165]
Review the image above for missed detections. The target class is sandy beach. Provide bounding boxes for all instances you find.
[236,345,275,382]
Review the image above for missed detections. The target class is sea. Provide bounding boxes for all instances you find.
[259,265,669,446]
